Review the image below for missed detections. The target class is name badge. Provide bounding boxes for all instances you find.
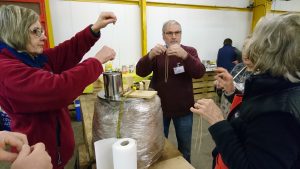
[173,63,185,74]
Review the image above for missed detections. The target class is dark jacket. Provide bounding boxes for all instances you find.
[0,26,103,169]
[217,45,237,72]
[136,45,205,117]
[210,73,300,169]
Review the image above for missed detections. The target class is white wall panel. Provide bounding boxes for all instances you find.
[272,0,300,12]
[49,1,73,43]
[147,0,252,8]
[147,7,252,61]
[49,0,141,69]
[49,0,300,66]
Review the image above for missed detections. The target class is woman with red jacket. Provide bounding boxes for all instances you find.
[0,5,116,169]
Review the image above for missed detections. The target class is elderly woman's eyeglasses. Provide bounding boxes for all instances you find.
[30,27,45,37]
[164,31,181,36]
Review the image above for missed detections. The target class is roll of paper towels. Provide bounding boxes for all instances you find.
[112,138,137,169]
[94,138,117,169]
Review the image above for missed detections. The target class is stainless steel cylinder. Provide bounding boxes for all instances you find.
[103,71,123,101]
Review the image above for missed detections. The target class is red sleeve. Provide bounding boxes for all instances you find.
[1,55,102,114]
[44,25,100,73]
[182,46,206,78]
[136,53,155,77]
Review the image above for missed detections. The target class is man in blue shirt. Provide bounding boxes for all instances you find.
[217,38,238,72]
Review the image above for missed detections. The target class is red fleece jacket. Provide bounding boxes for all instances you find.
[0,26,103,169]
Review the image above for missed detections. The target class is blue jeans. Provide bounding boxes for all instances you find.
[0,110,11,131]
[163,113,193,162]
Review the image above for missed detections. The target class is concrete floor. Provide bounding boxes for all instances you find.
[167,115,215,169]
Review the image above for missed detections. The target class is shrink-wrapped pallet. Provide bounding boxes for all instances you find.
[93,95,164,169]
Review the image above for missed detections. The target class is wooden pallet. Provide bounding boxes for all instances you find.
[76,143,97,169]
[193,71,217,101]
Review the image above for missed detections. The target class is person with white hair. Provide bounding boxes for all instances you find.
[191,13,300,169]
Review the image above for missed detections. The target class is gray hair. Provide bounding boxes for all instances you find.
[241,35,252,58]
[0,5,39,51]
[162,20,181,33]
[246,13,300,82]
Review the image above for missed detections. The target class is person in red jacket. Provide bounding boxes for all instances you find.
[0,5,116,169]
[136,20,205,162]
[0,131,52,169]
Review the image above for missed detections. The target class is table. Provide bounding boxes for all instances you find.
[79,90,195,169]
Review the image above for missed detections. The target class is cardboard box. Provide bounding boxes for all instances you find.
[149,156,195,169]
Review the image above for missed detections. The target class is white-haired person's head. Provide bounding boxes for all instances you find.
[0,5,40,52]
[245,13,300,82]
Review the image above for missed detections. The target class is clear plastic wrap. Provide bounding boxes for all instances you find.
[93,94,165,169]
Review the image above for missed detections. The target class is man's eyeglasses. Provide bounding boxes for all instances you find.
[30,27,45,37]
[164,31,181,36]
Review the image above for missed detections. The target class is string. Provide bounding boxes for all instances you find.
[164,53,169,83]
[195,116,203,154]
[194,115,201,152]
[116,88,136,138]
[112,20,119,70]
[197,116,203,155]
[232,66,246,80]
[116,98,124,138]
[116,94,129,138]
